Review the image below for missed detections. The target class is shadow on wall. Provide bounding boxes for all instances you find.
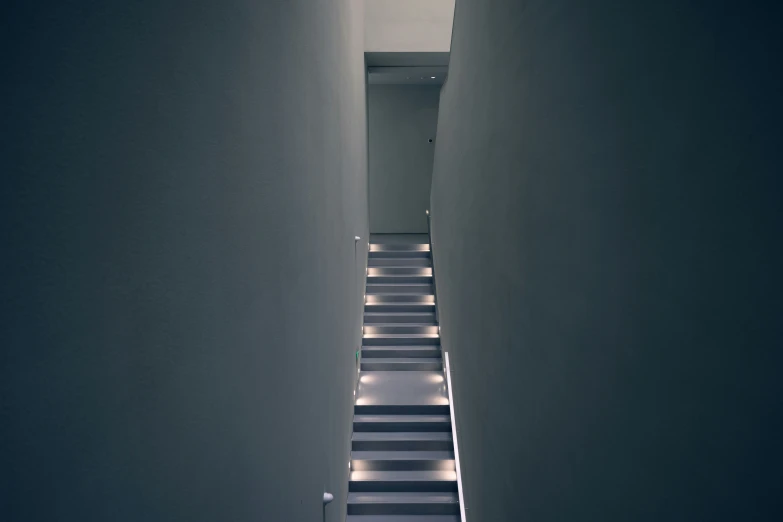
[430,0,783,521]
[2,1,369,521]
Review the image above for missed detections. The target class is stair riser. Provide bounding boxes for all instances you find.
[368,258,432,267]
[351,459,455,472]
[345,515,460,522]
[368,252,431,260]
[349,480,457,493]
[353,422,451,432]
[366,295,434,304]
[368,267,432,276]
[369,245,430,253]
[364,314,436,324]
[362,361,442,371]
[362,336,440,346]
[364,325,438,335]
[347,502,459,515]
[361,348,441,358]
[365,305,435,314]
[354,405,449,415]
[367,276,432,285]
[352,440,454,451]
[366,285,434,294]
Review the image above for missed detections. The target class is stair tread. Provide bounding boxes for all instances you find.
[364,334,439,338]
[355,415,450,422]
[368,253,431,256]
[362,346,440,350]
[367,277,432,281]
[368,254,431,260]
[364,312,433,317]
[365,302,435,306]
[350,471,457,482]
[361,357,442,361]
[364,323,438,328]
[348,492,458,503]
[345,515,460,522]
[364,304,435,308]
[367,272,430,275]
[364,319,436,324]
[361,348,443,359]
[352,451,454,460]
[353,432,452,441]
[367,272,432,276]
[369,251,430,255]
[367,280,432,288]
[366,287,433,290]
[366,290,435,294]
[367,289,434,294]
[366,287,432,290]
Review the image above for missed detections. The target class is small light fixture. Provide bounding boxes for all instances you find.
[431,76,436,79]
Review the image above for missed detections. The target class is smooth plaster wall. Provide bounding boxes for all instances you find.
[369,85,440,233]
[365,0,455,52]
[1,1,367,521]
[431,1,783,520]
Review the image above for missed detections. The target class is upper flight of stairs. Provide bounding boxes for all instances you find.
[347,238,461,522]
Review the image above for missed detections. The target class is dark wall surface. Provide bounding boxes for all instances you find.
[1,1,367,521]
[431,1,782,520]
[369,85,441,233]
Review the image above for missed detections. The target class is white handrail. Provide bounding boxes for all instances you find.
[444,351,467,522]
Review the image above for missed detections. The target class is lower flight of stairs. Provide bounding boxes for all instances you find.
[347,240,460,522]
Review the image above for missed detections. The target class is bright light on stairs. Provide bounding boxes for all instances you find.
[347,238,462,521]
[369,243,430,252]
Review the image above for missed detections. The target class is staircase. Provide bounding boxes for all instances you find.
[348,237,461,521]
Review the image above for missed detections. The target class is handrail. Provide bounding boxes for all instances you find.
[444,352,467,522]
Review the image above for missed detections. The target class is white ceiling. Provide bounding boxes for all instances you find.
[365,52,450,67]
[363,0,454,85]
[365,0,455,53]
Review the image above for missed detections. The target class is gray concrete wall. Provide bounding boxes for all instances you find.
[369,85,440,233]
[1,1,367,521]
[431,1,783,520]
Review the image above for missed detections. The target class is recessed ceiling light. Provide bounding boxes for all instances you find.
[431,76,436,79]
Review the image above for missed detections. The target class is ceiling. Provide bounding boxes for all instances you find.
[366,52,450,85]
[368,66,448,85]
[365,52,450,67]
